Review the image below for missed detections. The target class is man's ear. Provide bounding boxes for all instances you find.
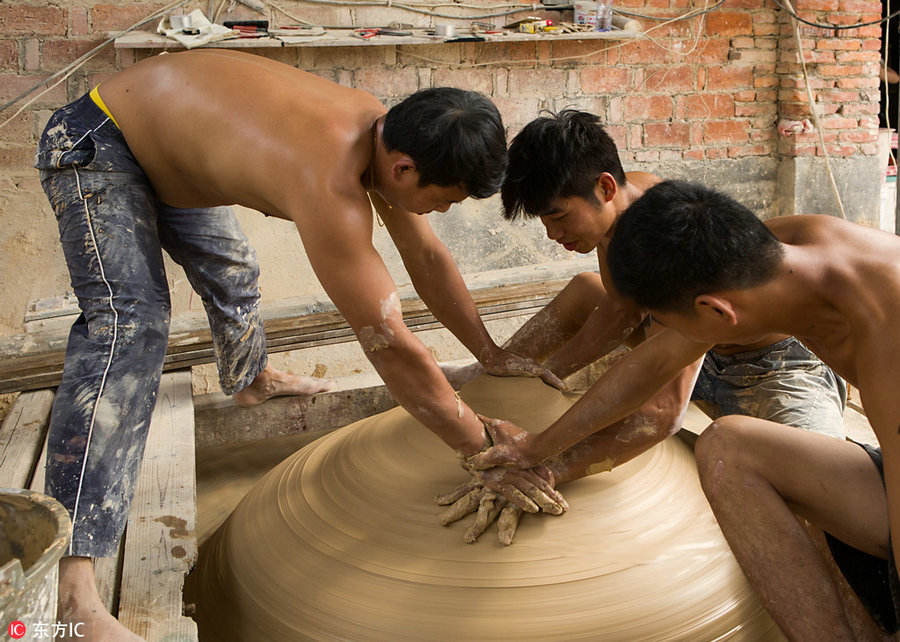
[694,294,738,325]
[390,156,417,182]
[595,173,618,203]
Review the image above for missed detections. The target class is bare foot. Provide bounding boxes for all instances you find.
[58,556,144,641]
[439,359,484,390]
[232,364,337,407]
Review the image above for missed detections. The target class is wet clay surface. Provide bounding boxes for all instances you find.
[189,376,782,641]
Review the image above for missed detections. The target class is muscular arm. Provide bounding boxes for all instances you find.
[378,197,504,364]
[544,296,645,380]
[530,329,710,462]
[546,355,703,484]
[294,192,486,455]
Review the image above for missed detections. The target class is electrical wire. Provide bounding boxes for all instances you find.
[772,0,900,32]
[788,0,846,219]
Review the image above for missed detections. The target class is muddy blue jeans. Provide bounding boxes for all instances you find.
[692,336,846,438]
[35,92,268,558]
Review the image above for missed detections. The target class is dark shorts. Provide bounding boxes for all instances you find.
[826,441,900,634]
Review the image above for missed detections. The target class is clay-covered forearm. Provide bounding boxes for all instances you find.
[547,404,685,485]
[543,306,645,380]
[405,242,500,363]
[529,330,709,464]
[362,323,486,455]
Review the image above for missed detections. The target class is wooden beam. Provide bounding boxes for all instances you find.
[0,389,53,488]
[193,372,397,448]
[118,371,198,641]
[0,277,572,395]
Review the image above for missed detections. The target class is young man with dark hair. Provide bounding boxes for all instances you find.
[443,111,845,544]
[470,179,900,638]
[35,49,561,640]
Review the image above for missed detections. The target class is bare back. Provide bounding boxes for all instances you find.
[100,50,384,220]
[766,216,900,385]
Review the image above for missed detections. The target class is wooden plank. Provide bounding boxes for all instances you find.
[0,389,54,488]
[114,27,641,50]
[0,275,578,394]
[118,371,198,641]
[193,372,397,448]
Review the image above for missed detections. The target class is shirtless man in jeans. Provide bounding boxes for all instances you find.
[35,49,561,640]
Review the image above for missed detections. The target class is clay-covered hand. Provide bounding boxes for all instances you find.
[435,466,567,544]
[479,348,567,391]
[462,414,540,471]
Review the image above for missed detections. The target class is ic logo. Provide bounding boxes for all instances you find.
[7,621,25,639]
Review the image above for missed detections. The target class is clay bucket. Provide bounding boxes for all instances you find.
[0,488,71,633]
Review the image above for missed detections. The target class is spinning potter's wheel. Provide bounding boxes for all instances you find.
[191,376,781,641]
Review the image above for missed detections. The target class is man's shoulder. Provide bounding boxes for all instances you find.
[624,171,661,190]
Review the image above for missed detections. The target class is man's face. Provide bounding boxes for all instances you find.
[539,195,615,254]
[393,183,468,215]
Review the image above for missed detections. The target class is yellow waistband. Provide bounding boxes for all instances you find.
[89,86,120,129]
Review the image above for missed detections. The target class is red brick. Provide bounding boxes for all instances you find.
[0,144,36,169]
[838,0,882,10]
[354,67,418,98]
[731,37,755,49]
[703,119,751,144]
[622,94,674,121]
[819,90,861,103]
[642,122,690,147]
[432,69,492,96]
[682,94,735,119]
[618,39,671,64]
[835,51,880,63]
[728,143,772,157]
[683,149,705,160]
[0,5,66,36]
[821,116,858,129]
[706,65,753,91]
[634,150,660,163]
[837,77,880,90]
[705,12,753,37]
[0,41,16,71]
[681,38,731,64]
[838,130,877,143]
[580,66,631,93]
[642,65,695,92]
[42,39,117,72]
[508,68,566,97]
[753,23,779,37]
[815,39,862,51]
[69,7,89,37]
[736,101,777,117]
[91,4,167,33]
[796,0,840,9]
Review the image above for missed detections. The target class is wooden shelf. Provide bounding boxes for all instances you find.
[114,27,640,49]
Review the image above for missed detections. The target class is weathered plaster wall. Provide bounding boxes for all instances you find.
[0,0,885,393]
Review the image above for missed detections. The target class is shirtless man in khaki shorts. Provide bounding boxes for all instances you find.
[35,50,562,640]
[469,179,900,639]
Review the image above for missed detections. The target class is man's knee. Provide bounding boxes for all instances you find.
[694,416,753,492]
[567,271,605,297]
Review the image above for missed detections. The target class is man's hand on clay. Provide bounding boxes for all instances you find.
[435,466,567,545]
[463,414,539,471]
[480,348,566,391]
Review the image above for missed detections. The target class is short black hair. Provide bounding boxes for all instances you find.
[502,109,626,220]
[607,180,785,312]
[382,87,506,199]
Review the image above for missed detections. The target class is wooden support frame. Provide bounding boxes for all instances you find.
[0,263,594,395]
[0,372,198,641]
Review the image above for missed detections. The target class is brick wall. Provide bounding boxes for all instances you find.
[0,0,886,341]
